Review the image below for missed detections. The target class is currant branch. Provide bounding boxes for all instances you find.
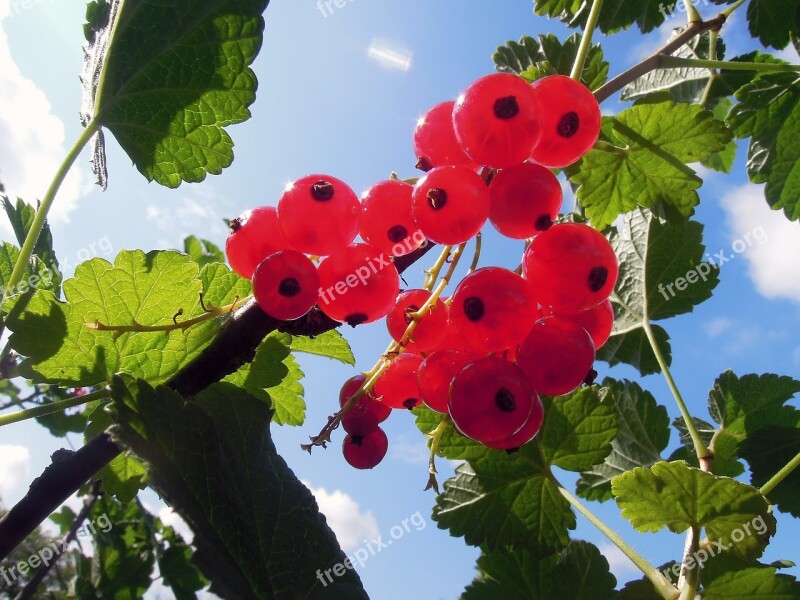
[760,450,800,497]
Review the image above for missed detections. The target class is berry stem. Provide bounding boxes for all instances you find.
[759,450,800,497]
[659,55,800,72]
[698,30,720,108]
[425,416,450,493]
[0,388,110,429]
[466,232,482,275]
[423,245,455,291]
[570,0,605,81]
[558,483,678,599]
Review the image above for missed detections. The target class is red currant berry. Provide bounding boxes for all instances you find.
[523,223,618,314]
[483,393,544,450]
[488,162,562,239]
[317,243,400,326]
[528,75,601,168]
[373,354,424,410]
[413,100,480,171]
[450,267,538,353]
[555,298,614,350]
[342,428,388,470]
[453,73,541,168]
[411,165,489,245]
[418,349,482,413]
[277,174,360,256]
[360,180,425,257]
[386,289,449,353]
[339,375,391,435]
[516,316,595,397]
[449,357,534,443]
[225,206,294,279]
[252,250,320,321]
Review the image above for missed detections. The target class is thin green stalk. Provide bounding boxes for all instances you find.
[659,55,800,72]
[760,450,800,497]
[720,0,746,18]
[677,526,701,600]
[2,124,99,306]
[0,388,109,428]
[698,30,719,107]
[570,0,605,81]
[558,484,678,600]
[682,0,701,23]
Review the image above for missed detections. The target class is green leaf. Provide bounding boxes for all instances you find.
[2,196,61,294]
[183,235,225,268]
[81,0,270,188]
[49,505,78,536]
[288,329,355,366]
[702,554,800,599]
[567,100,732,229]
[94,452,148,502]
[612,461,776,560]
[741,426,800,518]
[462,541,616,599]
[701,98,737,173]
[672,415,744,477]
[534,0,680,34]
[414,406,490,462]
[728,72,800,220]
[107,376,367,598]
[577,379,671,501]
[157,525,209,599]
[596,324,671,376]
[745,0,800,50]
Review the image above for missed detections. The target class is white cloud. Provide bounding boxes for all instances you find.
[598,543,639,580]
[159,505,194,544]
[389,434,429,466]
[0,444,30,500]
[145,186,230,248]
[303,482,379,552]
[704,317,732,338]
[721,184,800,303]
[793,347,800,367]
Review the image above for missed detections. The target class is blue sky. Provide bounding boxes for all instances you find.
[1,0,799,598]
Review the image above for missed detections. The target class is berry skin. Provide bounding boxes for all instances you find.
[411,165,490,245]
[488,162,562,239]
[339,375,391,435]
[413,100,480,171]
[386,289,449,353]
[483,392,544,451]
[343,428,388,469]
[554,298,614,350]
[453,73,541,169]
[360,180,425,257]
[528,75,601,168]
[373,354,424,410]
[277,174,360,256]
[523,223,618,314]
[449,357,534,444]
[317,243,400,326]
[516,316,596,397]
[252,250,320,321]
[418,349,482,413]
[450,267,539,353]
[225,206,294,279]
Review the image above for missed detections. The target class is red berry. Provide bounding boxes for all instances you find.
[386,289,449,353]
[373,354,424,410]
[360,180,425,257]
[413,100,480,171]
[277,174,360,256]
[453,73,541,168]
[450,267,539,353]
[449,357,534,443]
[528,75,601,168]
[225,206,294,279]
[339,375,391,435]
[342,428,388,469]
[317,243,400,326]
[252,250,319,321]
[483,393,544,450]
[411,165,490,245]
[488,162,562,239]
[523,223,618,314]
[418,349,482,413]
[516,316,595,396]
[555,299,614,350]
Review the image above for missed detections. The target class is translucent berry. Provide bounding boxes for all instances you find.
[225,206,294,279]
[339,375,391,435]
[373,354,424,410]
[450,267,539,353]
[411,165,490,245]
[277,174,360,256]
[413,100,480,171]
[449,357,534,444]
[453,73,541,168]
[483,393,544,451]
[252,250,319,321]
[528,75,601,168]
[523,223,618,314]
[360,180,425,257]
[488,162,562,239]
[386,289,449,353]
[516,316,595,397]
[418,349,482,413]
[342,428,388,469]
[555,299,614,350]
[317,243,400,326]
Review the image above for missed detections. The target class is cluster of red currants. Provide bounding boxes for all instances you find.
[225,72,617,470]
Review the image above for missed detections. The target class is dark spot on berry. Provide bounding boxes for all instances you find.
[346,313,369,327]
[229,217,242,233]
[484,170,496,186]
[535,215,553,231]
[278,277,301,297]
[416,157,433,172]
[557,111,580,138]
[588,266,609,292]
[495,388,516,412]
[584,368,598,386]
[311,180,335,201]
[463,297,485,321]
[427,188,447,210]
[494,95,520,119]
[350,434,364,446]
[404,304,420,325]
[388,225,408,243]
[403,398,420,410]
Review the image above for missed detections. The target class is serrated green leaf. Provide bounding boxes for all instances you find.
[534,0,680,34]
[702,554,800,599]
[158,526,208,599]
[288,329,355,366]
[702,98,737,173]
[184,235,225,268]
[95,452,148,502]
[728,72,800,220]
[612,461,776,560]
[745,0,800,50]
[741,426,800,518]
[578,379,670,501]
[49,505,78,536]
[596,324,671,376]
[2,196,61,294]
[81,0,270,187]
